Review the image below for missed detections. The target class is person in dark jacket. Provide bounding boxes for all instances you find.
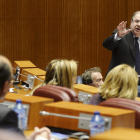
[90,64,138,105]
[0,55,51,140]
[103,11,140,77]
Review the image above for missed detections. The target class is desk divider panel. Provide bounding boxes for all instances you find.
[42,101,135,133]
[21,68,46,87]
[73,84,98,95]
[4,93,53,130]
[36,76,45,86]
[13,61,36,81]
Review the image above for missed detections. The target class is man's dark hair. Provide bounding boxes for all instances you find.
[81,67,101,85]
[0,62,11,90]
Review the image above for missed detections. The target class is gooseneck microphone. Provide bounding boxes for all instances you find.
[39,111,91,121]
[12,67,44,89]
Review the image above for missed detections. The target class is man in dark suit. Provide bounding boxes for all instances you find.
[103,11,140,77]
[0,55,18,130]
[0,55,51,140]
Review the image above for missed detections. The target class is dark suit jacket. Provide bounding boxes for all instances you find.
[103,30,135,74]
[0,104,23,134]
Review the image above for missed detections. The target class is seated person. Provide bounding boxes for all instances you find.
[29,59,77,95]
[89,64,138,105]
[0,55,51,140]
[81,67,103,88]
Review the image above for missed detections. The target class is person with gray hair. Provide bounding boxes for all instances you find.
[103,11,140,83]
[0,55,51,140]
[81,67,103,88]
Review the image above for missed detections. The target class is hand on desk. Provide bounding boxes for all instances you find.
[27,127,51,140]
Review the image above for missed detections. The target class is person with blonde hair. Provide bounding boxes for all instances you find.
[29,59,77,95]
[89,64,138,105]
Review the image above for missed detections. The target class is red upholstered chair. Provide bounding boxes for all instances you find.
[99,98,140,128]
[33,85,79,102]
[45,85,79,102]
[33,85,71,102]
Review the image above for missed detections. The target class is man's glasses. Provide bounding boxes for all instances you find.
[133,20,140,24]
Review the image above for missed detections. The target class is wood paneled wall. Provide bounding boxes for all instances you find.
[0,0,140,77]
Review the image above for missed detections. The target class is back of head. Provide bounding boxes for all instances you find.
[99,64,138,100]
[82,67,101,85]
[44,59,77,89]
[0,55,12,93]
[69,60,78,78]
[44,59,58,85]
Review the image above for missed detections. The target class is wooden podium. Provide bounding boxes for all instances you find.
[4,93,53,130]
[13,61,36,81]
[73,84,98,95]
[21,68,46,87]
[42,101,135,132]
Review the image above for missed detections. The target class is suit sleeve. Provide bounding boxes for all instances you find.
[103,29,121,51]
[0,108,23,135]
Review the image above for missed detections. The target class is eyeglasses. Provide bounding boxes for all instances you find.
[133,20,140,24]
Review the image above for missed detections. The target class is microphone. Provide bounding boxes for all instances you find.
[12,67,20,84]
[39,111,112,131]
[39,111,91,121]
[12,67,44,89]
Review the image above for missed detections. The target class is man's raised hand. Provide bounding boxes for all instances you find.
[117,21,131,37]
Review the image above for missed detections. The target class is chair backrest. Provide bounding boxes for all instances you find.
[99,98,140,128]
[33,85,71,102]
[46,85,79,102]
[76,76,83,84]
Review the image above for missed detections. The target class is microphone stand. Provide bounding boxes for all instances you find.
[12,67,44,89]
[40,111,91,121]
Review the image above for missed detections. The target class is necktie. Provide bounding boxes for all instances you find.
[135,37,140,75]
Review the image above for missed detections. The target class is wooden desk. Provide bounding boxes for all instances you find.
[73,84,98,95]
[24,130,34,137]
[91,127,140,140]
[42,101,135,132]
[24,130,76,140]
[21,68,46,87]
[36,76,45,86]
[13,61,36,81]
[11,84,31,95]
[5,93,53,130]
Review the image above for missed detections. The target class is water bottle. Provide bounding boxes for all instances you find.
[13,99,26,131]
[90,111,105,137]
